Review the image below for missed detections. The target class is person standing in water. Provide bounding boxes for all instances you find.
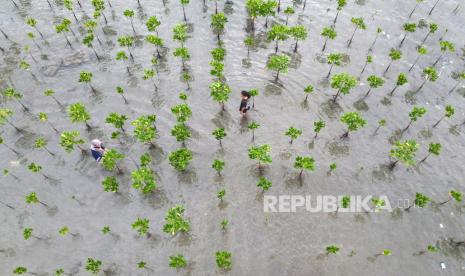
[239,90,251,116]
[90,139,106,162]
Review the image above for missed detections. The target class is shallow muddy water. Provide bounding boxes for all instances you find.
[1,0,465,275]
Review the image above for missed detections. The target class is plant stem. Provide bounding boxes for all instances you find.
[448,82,459,94]
[322,37,328,52]
[0,200,15,209]
[409,55,420,72]
[347,26,358,48]
[389,85,398,96]
[408,2,418,18]
[432,116,444,128]
[326,64,334,78]
[384,61,393,75]
[416,80,426,93]
[438,198,451,205]
[399,33,407,48]
[419,153,430,164]
[433,54,442,67]
[389,160,399,170]
[428,0,440,15]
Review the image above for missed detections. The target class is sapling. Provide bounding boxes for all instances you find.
[330,73,358,103]
[364,75,385,98]
[146,16,161,34]
[210,81,231,110]
[137,261,146,269]
[212,128,227,145]
[321,26,337,52]
[182,72,192,90]
[373,119,386,135]
[38,112,59,134]
[0,136,20,156]
[13,267,28,274]
[249,89,259,108]
[140,153,152,167]
[211,13,228,42]
[285,126,302,144]
[27,32,41,50]
[211,47,226,61]
[335,196,350,214]
[0,108,20,131]
[173,47,191,71]
[347,17,366,48]
[333,0,346,26]
[371,197,386,212]
[146,35,164,58]
[55,268,65,275]
[313,120,325,139]
[25,192,49,207]
[368,27,383,52]
[217,189,226,201]
[417,66,438,93]
[220,219,228,231]
[439,190,462,205]
[169,254,187,268]
[34,137,55,156]
[83,20,102,46]
[102,226,111,234]
[433,105,454,128]
[448,72,465,94]
[123,9,136,34]
[328,163,337,174]
[409,46,427,72]
[375,250,392,257]
[212,159,225,175]
[405,192,430,211]
[389,140,419,169]
[132,218,150,236]
[143,69,157,90]
[389,73,408,96]
[85,258,102,275]
[303,85,314,101]
[91,0,107,24]
[173,23,188,47]
[340,112,367,138]
[399,22,416,48]
[64,0,78,22]
[102,176,118,193]
[169,148,193,171]
[171,124,191,144]
[23,227,41,240]
[210,60,224,80]
[83,32,100,61]
[215,251,232,270]
[26,17,44,39]
[433,40,455,67]
[359,55,373,77]
[294,156,315,178]
[163,205,190,235]
[105,113,127,132]
[403,106,426,132]
[244,36,254,57]
[384,49,402,75]
[116,51,130,73]
[171,103,192,124]
[419,142,441,163]
[59,131,85,153]
[248,144,272,169]
[326,53,343,78]
[261,0,278,28]
[118,35,135,60]
[132,167,157,194]
[284,6,294,25]
[79,71,94,92]
[102,149,125,173]
[326,245,340,255]
[3,87,29,111]
[421,22,438,45]
[427,245,439,253]
[68,102,92,129]
[267,54,290,82]
[267,24,289,53]
[59,226,78,237]
[132,115,157,145]
[246,0,261,30]
[248,121,260,141]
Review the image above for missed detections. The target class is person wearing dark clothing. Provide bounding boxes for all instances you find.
[239,90,251,115]
[90,139,106,162]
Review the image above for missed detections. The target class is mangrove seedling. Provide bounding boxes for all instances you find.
[404,106,427,132]
[146,16,161,34]
[55,268,65,276]
[244,35,254,57]
[364,75,385,98]
[132,115,157,145]
[146,35,164,58]
[336,196,350,214]
[102,226,111,234]
[212,128,227,145]
[333,0,346,26]
[328,163,337,174]
[171,124,191,143]
[285,126,302,144]
[359,55,373,77]
[347,17,366,48]
[375,250,392,257]
[132,218,150,236]
[267,54,290,81]
[439,190,462,205]
[173,47,191,70]
[284,6,294,25]
[105,112,127,132]
[59,226,77,237]
[433,40,455,66]
[384,49,402,75]
[249,89,259,108]
[13,267,28,275]
[399,22,416,48]
[85,258,102,275]
[143,68,157,89]
[289,25,308,53]
[102,176,118,193]
[419,142,441,163]
[217,189,226,201]
[389,73,408,96]
[326,245,340,255]
[246,0,261,30]
[210,81,231,110]
[171,103,192,124]
[371,197,386,212]
[368,27,383,52]
[0,108,19,131]
[3,87,29,111]
[79,71,94,92]
[421,22,438,45]
[169,148,193,171]
[212,159,225,175]
[433,105,454,128]
[215,251,232,270]
[405,192,430,211]
[26,17,44,39]
[163,205,190,235]
[409,46,427,72]
[248,144,272,169]
[38,112,59,134]
[82,33,101,61]
[211,13,228,42]
[448,71,465,94]
[116,51,130,73]
[169,254,187,268]
[248,121,260,141]
[427,245,439,253]
[220,219,228,231]
[268,24,289,53]
[321,26,337,52]
[417,66,438,92]
[25,192,48,207]
[34,137,55,156]
[331,73,358,103]
[257,177,272,192]
[373,119,386,135]
[131,167,157,194]
[294,156,315,178]
[123,9,136,33]
[140,153,152,167]
[340,112,366,138]
[68,102,92,129]
[389,140,419,169]
[326,52,343,78]
[118,35,135,60]
[59,131,85,153]
[173,23,188,47]
[303,85,314,101]
[101,149,125,172]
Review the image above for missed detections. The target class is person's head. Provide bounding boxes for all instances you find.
[91,139,102,148]
[241,90,251,99]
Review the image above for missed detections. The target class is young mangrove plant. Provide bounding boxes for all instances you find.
[335,196,350,214]
[384,49,402,75]
[373,119,386,135]
[118,35,135,60]
[171,103,192,124]
[13,267,28,275]
[389,73,408,96]
[248,121,260,141]
[417,67,438,93]
[294,156,315,178]
[173,47,191,71]
[368,27,383,52]
[347,17,366,48]
[163,205,190,235]
[34,137,55,156]
[405,192,430,211]
[169,148,193,171]
[220,219,228,231]
[285,126,302,144]
[313,120,325,139]
[438,190,462,205]
[326,245,340,255]
[210,81,231,111]
[433,105,454,128]
[26,17,44,39]
[25,192,49,207]
[321,26,337,52]
[448,72,465,94]
[421,22,438,45]
[79,71,94,92]
[215,251,232,270]
[3,87,29,111]
[409,46,427,72]
[268,24,289,53]
[244,35,255,57]
[132,115,157,145]
[211,13,228,42]
[101,149,125,173]
[143,68,157,90]
[249,89,259,108]
[146,35,164,58]
[333,0,346,26]
[389,139,419,170]
[404,106,427,132]
[303,85,314,101]
[132,167,157,194]
[326,52,343,78]
[212,159,225,176]
[60,131,85,153]
[116,51,130,73]
[340,112,366,138]
[248,144,272,169]
[284,6,294,25]
[169,254,187,268]
[85,258,102,275]
[359,55,373,78]
[257,177,272,192]
[433,40,455,67]
[102,176,119,193]
[217,189,226,201]
[330,73,358,103]
[123,9,136,33]
[171,124,191,144]
[59,226,78,237]
[132,218,150,236]
[173,23,188,47]
[364,75,385,98]
[419,142,441,163]
[68,102,92,129]
[212,128,227,145]
[83,33,101,61]
[55,18,74,48]
[399,22,416,48]
[267,54,290,82]
[146,16,161,34]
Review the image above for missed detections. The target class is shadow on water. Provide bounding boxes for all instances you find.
[264,82,283,96]
[211,109,233,129]
[324,139,350,157]
[177,169,198,185]
[353,99,369,111]
[319,100,342,120]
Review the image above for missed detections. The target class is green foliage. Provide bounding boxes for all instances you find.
[58,226,69,236]
[284,6,295,15]
[390,140,419,166]
[34,137,47,149]
[329,163,337,171]
[173,23,188,44]
[371,197,386,211]
[327,53,343,66]
[428,22,438,33]
[217,189,226,200]
[13,267,27,274]
[118,35,134,49]
[422,67,438,81]
[211,47,226,61]
[55,268,65,276]
[396,73,408,86]
[85,258,101,275]
[268,24,289,42]
[248,121,260,130]
[173,47,190,61]
[294,156,315,173]
[102,176,119,193]
[409,106,427,122]
[19,60,30,70]
[169,148,193,171]
[367,75,385,89]
[212,159,225,174]
[414,192,430,208]
[389,49,402,60]
[55,19,71,34]
[143,68,155,80]
[215,251,232,269]
[211,13,228,33]
[248,144,272,165]
[132,218,150,235]
[341,196,351,208]
[439,40,455,52]
[131,167,157,194]
[59,131,84,153]
[257,177,272,191]
[427,143,441,156]
[101,149,124,171]
[146,34,163,47]
[314,120,325,134]
[418,46,427,55]
[336,0,346,9]
[331,73,358,95]
[171,103,192,123]
[378,119,387,127]
[28,162,42,173]
[132,115,157,143]
[140,153,151,167]
[163,205,190,235]
[321,26,337,39]
[0,108,13,125]
[26,17,37,27]
[116,51,128,61]
[351,17,366,29]
[105,113,127,130]
[380,250,392,256]
[341,112,366,132]
[82,33,95,47]
[220,219,228,230]
[444,105,455,118]
[123,9,134,18]
[326,245,340,254]
[68,103,90,124]
[210,60,224,78]
[267,54,290,76]
[285,126,302,142]
[403,22,416,32]
[102,226,111,234]
[169,254,187,268]
[171,124,191,142]
[427,245,438,253]
[450,190,462,202]
[212,128,227,141]
[23,227,33,240]
[146,16,161,32]
[366,55,373,63]
[78,71,93,84]
[137,261,146,269]
[210,81,231,106]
